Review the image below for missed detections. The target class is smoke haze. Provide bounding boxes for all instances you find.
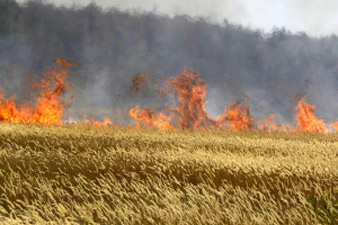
[14,0,338,36]
[1,0,338,124]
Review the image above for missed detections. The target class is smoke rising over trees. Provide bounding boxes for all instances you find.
[1,0,338,123]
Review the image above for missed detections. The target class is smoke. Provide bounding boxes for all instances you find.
[0,0,338,124]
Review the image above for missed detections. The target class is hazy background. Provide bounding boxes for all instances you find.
[1,0,338,124]
[14,0,338,37]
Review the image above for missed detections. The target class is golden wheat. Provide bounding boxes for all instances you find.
[0,122,337,224]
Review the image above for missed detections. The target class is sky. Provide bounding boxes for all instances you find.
[16,0,338,37]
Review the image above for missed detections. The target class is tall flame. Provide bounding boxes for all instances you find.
[128,67,337,133]
[294,97,327,133]
[0,58,74,124]
[166,67,215,128]
[1,60,337,134]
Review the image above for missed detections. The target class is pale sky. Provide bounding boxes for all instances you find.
[17,0,338,36]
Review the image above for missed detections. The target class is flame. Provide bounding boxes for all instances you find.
[331,121,338,131]
[104,117,113,125]
[294,97,327,133]
[267,115,282,131]
[2,60,337,134]
[259,115,282,132]
[91,117,114,127]
[216,102,256,130]
[0,58,74,124]
[127,67,335,133]
[128,104,172,130]
[166,67,215,128]
[68,117,114,128]
[0,95,31,122]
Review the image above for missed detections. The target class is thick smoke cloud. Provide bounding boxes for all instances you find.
[0,0,338,124]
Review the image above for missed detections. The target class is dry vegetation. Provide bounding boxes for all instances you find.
[0,122,337,225]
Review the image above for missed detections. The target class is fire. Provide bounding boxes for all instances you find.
[128,105,172,130]
[0,58,74,124]
[31,60,74,124]
[90,117,114,127]
[104,117,113,125]
[259,115,282,132]
[331,121,338,131]
[1,59,337,134]
[216,102,256,130]
[66,117,114,128]
[294,97,327,133]
[267,115,282,131]
[0,95,31,122]
[128,67,336,133]
[166,67,215,128]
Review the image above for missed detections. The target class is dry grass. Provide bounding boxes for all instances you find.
[0,122,337,224]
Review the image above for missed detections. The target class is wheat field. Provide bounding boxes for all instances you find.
[0,122,337,225]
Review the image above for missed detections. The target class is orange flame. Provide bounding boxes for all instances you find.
[267,115,282,131]
[216,102,256,130]
[0,94,31,122]
[2,60,337,134]
[128,104,172,130]
[90,117,114,127]
[331,121,338,131]
[70,116,114,128]
[259,115,282,132]
[166,67,215,128]
[0,58,74,124]
[294,97,327,133]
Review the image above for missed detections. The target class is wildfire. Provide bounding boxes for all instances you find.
[332,121,338,131]
[128,105,172,130]
[259,115,283,132]
[86,117,114,127]
[1,59,337,133]
[216,102,256,130]
[294,97,327,133]
[0,58,74,124]
[0,94,30,123]
[31,59,75,124]
[128,67,336,133]
[166,67,215,128]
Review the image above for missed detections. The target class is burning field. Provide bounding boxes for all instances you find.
[0,58,338,132]
[0,59,337,224]
[1,0,338,224]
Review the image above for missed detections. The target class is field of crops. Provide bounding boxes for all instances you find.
[0,122,337,224]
